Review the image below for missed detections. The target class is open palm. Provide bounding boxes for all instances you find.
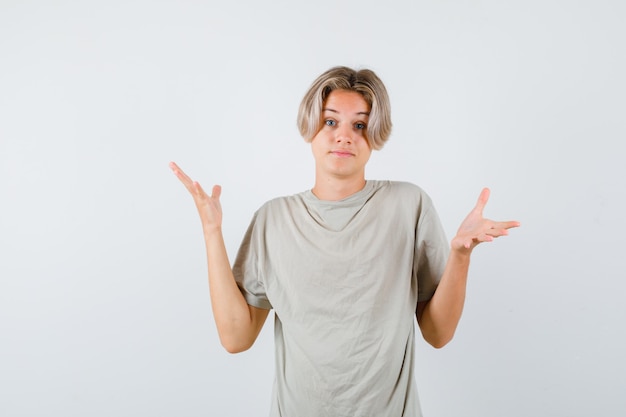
[452,188,520,252]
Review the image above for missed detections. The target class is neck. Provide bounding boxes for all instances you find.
[311,176,366,201]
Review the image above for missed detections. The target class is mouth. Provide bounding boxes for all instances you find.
[330,150,354,158]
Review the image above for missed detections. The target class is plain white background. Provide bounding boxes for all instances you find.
[1,0,624,416]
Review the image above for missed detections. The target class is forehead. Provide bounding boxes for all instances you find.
[323,90,370,114]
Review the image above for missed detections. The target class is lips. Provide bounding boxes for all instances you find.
[330,150,354,157]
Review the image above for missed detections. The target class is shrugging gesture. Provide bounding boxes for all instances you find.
[170,66,523,416]
[418,187,520,348]
[169,161,269,353]
[169,161,223,232]
[452,188,521,252]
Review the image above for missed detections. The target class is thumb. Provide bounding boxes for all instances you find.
[474,187,490,214]
[212,185,222,200]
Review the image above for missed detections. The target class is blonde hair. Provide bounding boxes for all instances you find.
[297,66,392,150]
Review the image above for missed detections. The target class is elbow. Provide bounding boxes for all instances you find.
[222,344,246,354]
[425,332,455,349]
[428,338,451,349]
[221,340,252,354]
[220,335,254,354]
[419,317,458,349]
[222,344,251,354]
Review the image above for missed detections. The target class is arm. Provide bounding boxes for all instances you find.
[417,188,520,348]
[170,162,269,353]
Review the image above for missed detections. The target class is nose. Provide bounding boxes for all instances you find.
[335,125,353,144]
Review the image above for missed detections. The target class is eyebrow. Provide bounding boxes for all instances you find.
[323,107,370,116]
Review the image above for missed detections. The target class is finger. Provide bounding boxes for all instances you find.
[464,234,493,248]
[483,221,521,239]
[481,234,495,243]
[474,187,490,214]
[491,220,521,230]
[193,181,210,198]
[484,228,509,238]
[169,162,196,191]
[212,185,222,200]
[169,161,187,177]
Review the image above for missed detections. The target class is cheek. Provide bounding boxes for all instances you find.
[359,136,372,151]
[310,139,325,158]
[354,142,368,156]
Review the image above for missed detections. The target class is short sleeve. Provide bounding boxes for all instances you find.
[414,195,449,302]
[232,210,273,310]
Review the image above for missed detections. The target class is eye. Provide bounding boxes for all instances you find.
[354,122,366,130]
[324,119,336,127]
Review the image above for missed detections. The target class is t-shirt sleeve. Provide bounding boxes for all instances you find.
[414,195,449,302]
[232,210,273,310]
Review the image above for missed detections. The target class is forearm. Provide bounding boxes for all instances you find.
[169,164,267,352]
[203,226,261,352]
[418,249,470,348]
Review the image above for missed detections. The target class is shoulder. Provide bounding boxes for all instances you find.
[371,180,432,202]
[383,180,425,193]
[254,192,307,218]
[367,181,441,222]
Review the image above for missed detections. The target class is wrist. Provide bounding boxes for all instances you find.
[203,224,223,238]
[449,243,472,263]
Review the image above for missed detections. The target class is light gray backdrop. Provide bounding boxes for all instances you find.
[1,1,624,416]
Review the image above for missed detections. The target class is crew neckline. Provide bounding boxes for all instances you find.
[303,180,378,206]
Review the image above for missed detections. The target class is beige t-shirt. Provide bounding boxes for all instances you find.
[233,180,449,417]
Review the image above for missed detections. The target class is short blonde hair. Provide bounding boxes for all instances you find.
[297,66,392,150]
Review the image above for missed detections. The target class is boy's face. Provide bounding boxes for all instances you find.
[310,89,372,182]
